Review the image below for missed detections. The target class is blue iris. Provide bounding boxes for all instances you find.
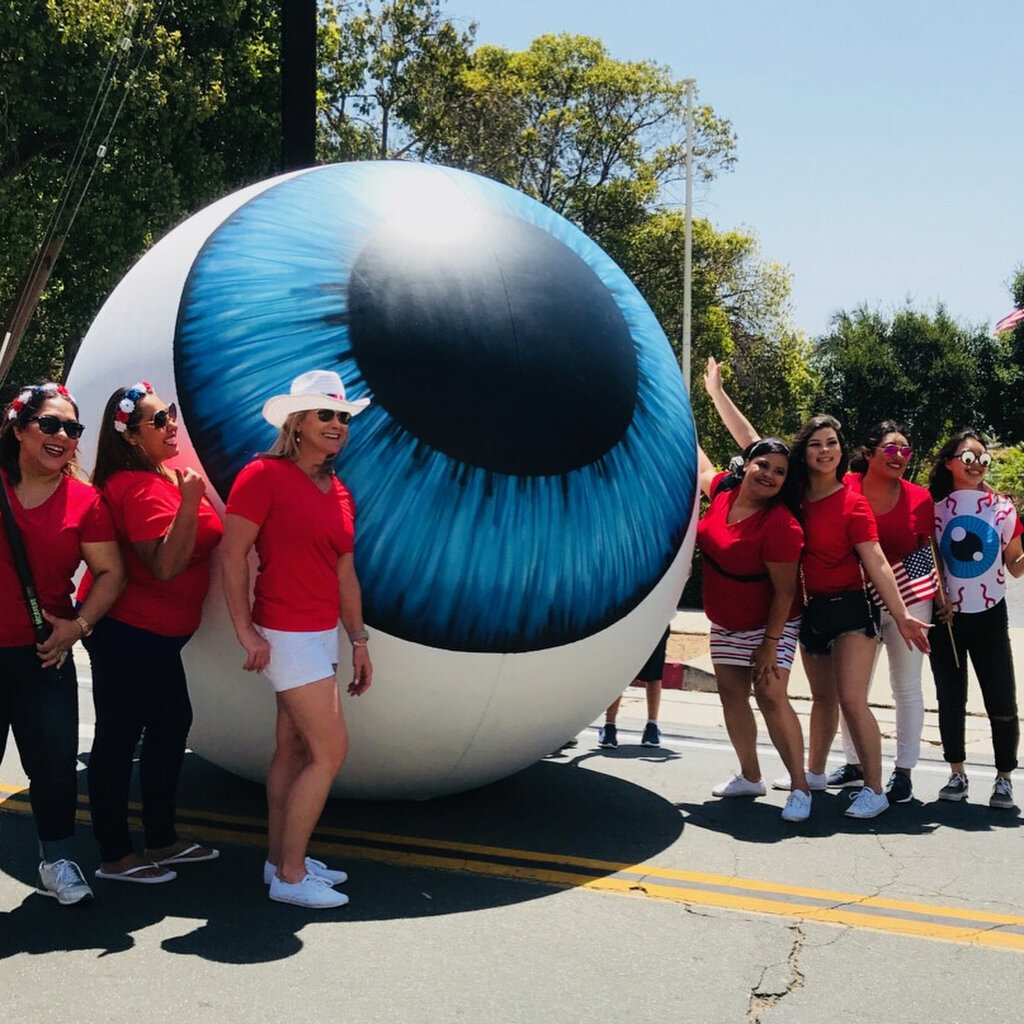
[175,162,696,653]
[939,516,1000,580]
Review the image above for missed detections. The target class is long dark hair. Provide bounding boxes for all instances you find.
[788,414,848,491]
[928,429,988,501]
[848,419,908,474]
[0,382,81,485]
[92,387,160,489]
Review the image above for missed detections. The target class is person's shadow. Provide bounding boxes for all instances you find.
[0,748,686,964]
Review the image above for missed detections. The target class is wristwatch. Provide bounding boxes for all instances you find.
[75,615,93,638]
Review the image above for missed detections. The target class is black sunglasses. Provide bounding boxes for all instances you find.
[145,403,177,429]
[29,415,85,440]
[316,408,352,425]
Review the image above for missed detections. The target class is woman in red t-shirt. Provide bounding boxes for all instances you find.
[830,421,935,802]
[82,381,224,884]
[787,415,930,820]
[222,369,372,911]
[0,382,124,906]
[696,438,812,822]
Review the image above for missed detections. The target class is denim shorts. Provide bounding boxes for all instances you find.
[799,590,880,655]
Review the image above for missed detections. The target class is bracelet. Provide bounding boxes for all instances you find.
[348,628,369,643]
[763,634,780,641]
[351,640,369,649]
[75,615,93,638]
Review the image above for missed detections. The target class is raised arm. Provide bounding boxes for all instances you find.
[703,356,760,448]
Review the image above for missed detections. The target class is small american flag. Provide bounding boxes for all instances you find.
[994,308,1024,335]
[867,544,940,610]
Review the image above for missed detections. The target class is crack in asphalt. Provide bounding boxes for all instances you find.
[745,923,806,1023]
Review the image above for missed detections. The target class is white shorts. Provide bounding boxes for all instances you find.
[256,626,338,692]
[709,616,801,671]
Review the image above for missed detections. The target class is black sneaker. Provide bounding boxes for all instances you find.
[597,724,618,749]
[640,722,661,747]
[826,763,865,788]
[938,772,969,801]
[989,776,1015,809]
[885,770,913,804]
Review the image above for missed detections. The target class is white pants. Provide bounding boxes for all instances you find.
[840,598,932,771]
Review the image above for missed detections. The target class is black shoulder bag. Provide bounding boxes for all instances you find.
[0,472,61,683]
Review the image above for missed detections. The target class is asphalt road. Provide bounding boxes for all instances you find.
[1,663,1022,1024]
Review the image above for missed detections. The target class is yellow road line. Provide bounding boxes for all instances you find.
[2,787,1021,951]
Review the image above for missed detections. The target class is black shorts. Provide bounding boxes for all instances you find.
[635,628,671,682]
[799,590,880,655]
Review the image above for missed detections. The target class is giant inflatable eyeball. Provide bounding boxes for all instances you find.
[68,162,698,799]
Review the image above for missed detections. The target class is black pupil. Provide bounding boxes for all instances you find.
[348,210,638,477]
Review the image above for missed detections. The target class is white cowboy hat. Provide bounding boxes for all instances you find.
[262,369,371,428]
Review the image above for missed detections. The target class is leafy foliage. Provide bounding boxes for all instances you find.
[1,0,280,390]
[809,305,1013,471]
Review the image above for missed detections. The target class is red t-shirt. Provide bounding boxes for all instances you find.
[81,470,223,637]
[0,470,115,647]
[226,457,355,631]
[844,473,932,565]
[800,485,878,597]
[696,472,804,631]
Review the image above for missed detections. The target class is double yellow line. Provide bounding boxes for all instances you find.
[3,784,1022,951]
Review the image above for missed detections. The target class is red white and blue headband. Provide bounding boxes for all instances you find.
[114,381,154,434]
[6,382,76,422]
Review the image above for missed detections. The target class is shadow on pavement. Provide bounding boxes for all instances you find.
[675,787,1023,843]
[0,747,685,964]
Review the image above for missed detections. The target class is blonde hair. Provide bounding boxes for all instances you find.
[264,410,338,475]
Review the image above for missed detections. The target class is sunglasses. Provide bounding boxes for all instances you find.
[879,444,913,459]
[29,415,85,440]
[956,449,992,467]
[316,408,352,425]
[145,403,177,429]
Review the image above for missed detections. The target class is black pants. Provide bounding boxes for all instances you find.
[0,645,79,853]
[84,618,193,862]
[929,600,1019,772]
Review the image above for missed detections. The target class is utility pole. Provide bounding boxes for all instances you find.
[681,78,695,392]
[281,0,318,171]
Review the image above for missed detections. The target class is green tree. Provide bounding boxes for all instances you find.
[614,210,815,465]
[417,33,736,240]
[810,305,1001,469]
[1,0,280,388]
[317,0,475,161]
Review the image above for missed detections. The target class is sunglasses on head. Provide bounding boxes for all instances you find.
[316,408,352,425]
[879,444,913,459]
[29,415,85,440]
[145,403,177,429]
[956,449,991,467]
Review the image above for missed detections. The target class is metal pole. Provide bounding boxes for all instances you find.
[681,78,695,391]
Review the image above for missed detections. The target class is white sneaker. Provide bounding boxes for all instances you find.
[844,787,889,819]
[38,859,94,906]
[263,857,348,886]
[269,872,350,908]
[772,770,827,792]
[712,773,766,798]
[781,790,812,822]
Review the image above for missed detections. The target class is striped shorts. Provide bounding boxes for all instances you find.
[709,616,802,671]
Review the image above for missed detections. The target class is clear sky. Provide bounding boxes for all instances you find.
[449,0,1023,339]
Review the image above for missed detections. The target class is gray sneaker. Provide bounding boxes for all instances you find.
[938,772,969,801]
[38,859,94,906]
[989,777,1015,810]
